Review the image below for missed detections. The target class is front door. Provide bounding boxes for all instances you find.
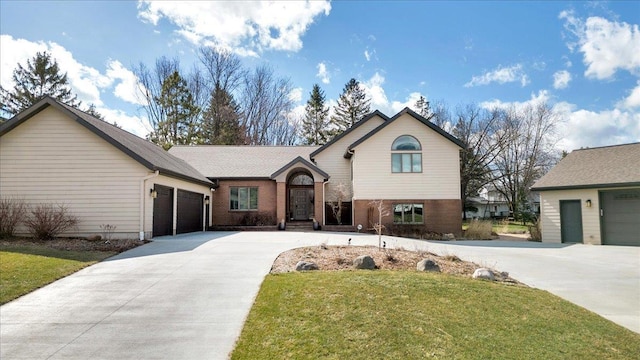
[560,200,583,243]
[292,189,309,220]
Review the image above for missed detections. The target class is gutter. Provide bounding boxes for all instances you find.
[139,170,160,240]
[322,179,330,226]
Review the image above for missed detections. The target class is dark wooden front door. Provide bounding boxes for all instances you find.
[292,189,309,220]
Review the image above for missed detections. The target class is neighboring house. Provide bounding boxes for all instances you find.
[531,143,640,246]
[465,186,540,220]
[0,96,214,239]
[170,107,464,235]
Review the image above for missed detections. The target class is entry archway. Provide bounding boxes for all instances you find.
[287,170,315,221]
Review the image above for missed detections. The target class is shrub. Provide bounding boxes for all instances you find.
[239,211,276,226]
[24,203,79,240]
[464,219,493,239]
[0,197,28,238]
[528,221,542,242]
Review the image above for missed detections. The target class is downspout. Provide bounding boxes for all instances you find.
[322,179,330,226]
[140,170,160,240]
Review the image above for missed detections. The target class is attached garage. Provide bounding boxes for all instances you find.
[532,143,640,246]
[0,96,215,240]
[600,189,640,246]
[177,189,204,234]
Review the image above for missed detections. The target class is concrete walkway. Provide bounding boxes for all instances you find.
[1,232,639,359]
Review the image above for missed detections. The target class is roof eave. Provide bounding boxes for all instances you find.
[532,182,640,192]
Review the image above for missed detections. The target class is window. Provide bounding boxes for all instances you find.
[391,135,422,173]
[230,187,258,210]
[393,203,424,224]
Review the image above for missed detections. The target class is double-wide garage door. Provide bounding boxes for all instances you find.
[601,189,640,246]
[152,186,204,237]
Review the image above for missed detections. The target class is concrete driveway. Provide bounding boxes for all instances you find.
[1,232,638,359]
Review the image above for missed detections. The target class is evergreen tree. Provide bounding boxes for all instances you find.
[0,51,81,117]
[85,103,104,120]
[301,84,330,145]
[149,71,200,150]
[201,85,243,145]
[330,78,370,134]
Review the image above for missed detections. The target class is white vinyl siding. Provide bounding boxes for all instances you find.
[351,114,461,200]
[312,116,385,200]
[539,189,601,244]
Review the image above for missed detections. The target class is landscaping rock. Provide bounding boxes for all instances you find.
[416,259,440,272]
[353,255,376,269]
[442,233,455,240]
[295,261,319,271]
[472,268,495,281]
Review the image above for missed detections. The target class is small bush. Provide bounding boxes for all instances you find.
[24,203,79,240]
[464,220,493,239]
[529,221,542,242]
[239,211,276,226]
[0,197,28,238]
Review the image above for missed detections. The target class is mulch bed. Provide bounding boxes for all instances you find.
[0,238,147,253]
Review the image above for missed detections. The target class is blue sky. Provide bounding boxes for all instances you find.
[1,1,639,151]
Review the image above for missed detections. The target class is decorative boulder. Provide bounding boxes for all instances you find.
[416,259,440,272]
[472,268,495,281]
[442,233,455,240]
[353,255,376,270]
[295,261,319,271]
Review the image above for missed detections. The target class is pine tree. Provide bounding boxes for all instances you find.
[301,84,330,145]
[149,71,200,150]
[330,78,370,134]
[201,85,243,145]
[0,51,81,117]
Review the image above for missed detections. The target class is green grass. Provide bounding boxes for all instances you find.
[463,220,530,234]
[0,244,115,304]
[232,271,640,359]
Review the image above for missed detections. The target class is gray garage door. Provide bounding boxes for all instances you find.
[600,189,640,246]
[176,189,203,234]
[153,185,174,237]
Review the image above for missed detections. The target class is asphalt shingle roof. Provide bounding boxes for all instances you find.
[531,143,640,190]
[0,96,213,186]
[168,146,320,179]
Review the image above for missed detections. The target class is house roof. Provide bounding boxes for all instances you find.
[309,110,389,159]
[270,156,329,180]
[168,145,321,179]
[346,107,465,156]
[531,142,640,191]
[0,96,213,187]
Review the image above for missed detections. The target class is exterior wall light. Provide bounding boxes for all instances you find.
[586,199,592,208]
[205,197,210,205]
[150,189,158,199]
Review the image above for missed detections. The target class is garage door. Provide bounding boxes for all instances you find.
[153,185,173,237]
[177,189,203,234]
[600,189,640,246]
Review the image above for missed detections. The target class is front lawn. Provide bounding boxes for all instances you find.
[0,239,141,305]
[463,220,531,234]
[232,271,640,359]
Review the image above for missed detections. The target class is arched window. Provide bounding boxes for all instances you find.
[289,173,314,185]
[392,135,421,151]
[391,135,422,173]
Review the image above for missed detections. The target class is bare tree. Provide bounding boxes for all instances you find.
[452,104,507,219]
[328,183,349,225]
[198,47,244,94]
[429,99,452,130]
[491,101,559,221]
[240,65,296,145]
[133,56,181,133]
[369,200,390,249]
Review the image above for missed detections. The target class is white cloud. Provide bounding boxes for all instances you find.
[553,70,572,89]
[364,50,371,61]
[618,81,640,109]
[391,92,424,113]
[362,72,388,111]
[0,35,151,137]
[106,60,146,105]
[480,90,551,111]
[289,87,303,103]
[560,10,640,79]
[137,0,331,55]
[316,62,330,84]
[464,64,530,87]
[555,106,640,151]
